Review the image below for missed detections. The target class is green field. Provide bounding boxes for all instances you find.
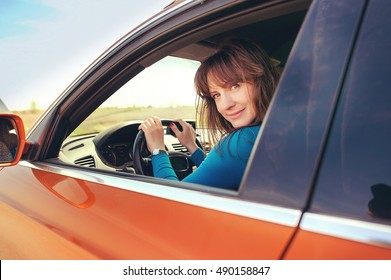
[15,105,197,135]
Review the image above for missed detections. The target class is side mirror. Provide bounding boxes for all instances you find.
[0,114,26,167]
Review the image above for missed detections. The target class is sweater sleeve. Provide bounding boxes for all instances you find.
[189,147,206,167]
[151,153,179,180]
[151,126,260,189]
[151,147,206,180]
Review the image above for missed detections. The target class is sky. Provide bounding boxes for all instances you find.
[0,0,171,111]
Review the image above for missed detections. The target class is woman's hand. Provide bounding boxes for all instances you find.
[138,116,165,153]
[170,119,198,154]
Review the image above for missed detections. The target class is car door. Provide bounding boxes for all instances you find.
[283,0,391,259]
[2,0,388,260]
[0,0,310,259]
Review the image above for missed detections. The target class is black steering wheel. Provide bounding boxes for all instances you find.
[132,120,200,180]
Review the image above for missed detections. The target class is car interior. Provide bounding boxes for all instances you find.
[58,0,311,182]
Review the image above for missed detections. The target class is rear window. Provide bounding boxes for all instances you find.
[311,0,391,225]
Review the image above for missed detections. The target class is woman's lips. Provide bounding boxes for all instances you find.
[226,108,244,120]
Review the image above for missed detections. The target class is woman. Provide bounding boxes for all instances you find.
[139,39,280,189]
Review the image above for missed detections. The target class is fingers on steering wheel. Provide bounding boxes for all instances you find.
[150,116,161,126]
[175,119,185,127]
[174,119,191,132]
[139,116,162,131]
[169,122,179,135]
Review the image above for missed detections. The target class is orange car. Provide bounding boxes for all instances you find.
[1,0,390,259]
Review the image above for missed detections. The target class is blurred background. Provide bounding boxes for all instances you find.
[0,0,170,128]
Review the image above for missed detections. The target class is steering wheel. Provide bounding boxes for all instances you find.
[132,120,200,180]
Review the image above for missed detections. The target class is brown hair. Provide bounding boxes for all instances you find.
[194,39,280,146]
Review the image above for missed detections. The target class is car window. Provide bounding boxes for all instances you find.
[71,56,200,136]
[60,56,200,171]
[241,0,365,209]
[58,1,311,192]
[310,0,391,225]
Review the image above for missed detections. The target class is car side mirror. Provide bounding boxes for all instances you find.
[0,114,27,167]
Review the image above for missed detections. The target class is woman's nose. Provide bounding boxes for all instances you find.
[219,92,235,110]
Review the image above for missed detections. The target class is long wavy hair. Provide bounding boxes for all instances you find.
[194,39,281,146]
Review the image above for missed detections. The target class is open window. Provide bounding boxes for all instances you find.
[60,56,200,174]
[57,0,310,190]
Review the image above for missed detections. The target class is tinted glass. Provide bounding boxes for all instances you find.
[241,0,365,208]
[311,0,391,224]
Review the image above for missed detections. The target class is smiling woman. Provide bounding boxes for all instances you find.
[1,0,390,263]
[137,39,280,189]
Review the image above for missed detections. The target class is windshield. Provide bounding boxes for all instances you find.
[72,56,200,136]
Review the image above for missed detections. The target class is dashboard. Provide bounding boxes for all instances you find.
[60,120,197,173]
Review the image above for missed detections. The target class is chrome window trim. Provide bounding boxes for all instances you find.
[21,161,301,227]
[301,213,391,248]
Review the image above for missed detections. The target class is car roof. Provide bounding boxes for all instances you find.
[101,0,309,67]
[171,10,306,66]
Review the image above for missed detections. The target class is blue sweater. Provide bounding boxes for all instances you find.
[151,126,260,190]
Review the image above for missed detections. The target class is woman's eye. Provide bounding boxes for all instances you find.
[231,84,240,90]
[212,93,220,100]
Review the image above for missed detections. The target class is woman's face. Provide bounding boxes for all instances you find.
[208,79,257,128]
